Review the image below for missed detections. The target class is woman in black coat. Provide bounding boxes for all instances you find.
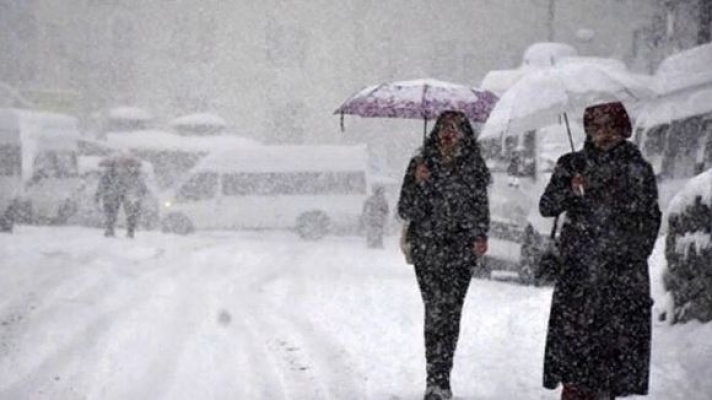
[398,111,490,400]
[539,102,661,400]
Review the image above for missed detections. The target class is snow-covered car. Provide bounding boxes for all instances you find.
[661,169,712,324]
[69,156,160,230]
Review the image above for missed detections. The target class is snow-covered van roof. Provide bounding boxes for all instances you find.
[637,44,712,128]
[637,85,712,128]
[108,106,153,122]
[0,108,79,145]
[193,145,368,174]
[654,43,712,95]
[104,130,261,152]
[170,113,227,128]
[0,108,78,132]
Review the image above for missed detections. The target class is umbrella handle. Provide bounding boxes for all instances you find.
[423,118,428,143]
[563,112,575,152]
[340,112,345,132]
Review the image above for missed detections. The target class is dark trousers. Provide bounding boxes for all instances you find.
[412,241,474,390]
[103,196,141,237]
[562,384,615,400]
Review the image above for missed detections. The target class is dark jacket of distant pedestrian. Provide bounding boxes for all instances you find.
[95,160,148,238]
[397,110,490,400]
[539,102,661,400]
[362,186,389,248]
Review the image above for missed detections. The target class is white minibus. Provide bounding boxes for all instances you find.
[160,145,370,239]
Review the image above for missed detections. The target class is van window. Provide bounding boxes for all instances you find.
[32,151,78,180]
[0,145,21,176]
[703,118,712,169]
[176,172,218,202]
[663,116,705,178]
[644,124,669,156]
[222,171,367,196]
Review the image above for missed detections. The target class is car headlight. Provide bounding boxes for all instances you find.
[164,201,172,208]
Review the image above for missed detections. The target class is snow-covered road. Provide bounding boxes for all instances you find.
[1,227,710,400]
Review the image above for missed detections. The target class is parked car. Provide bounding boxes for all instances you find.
[0,108,82,230]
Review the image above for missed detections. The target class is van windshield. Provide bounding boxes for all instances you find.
[32,150,78,180]
[175,172,218,202]
[222,171,367,196]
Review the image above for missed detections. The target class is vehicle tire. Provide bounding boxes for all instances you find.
[54,199,78,225]
[0,208,13,233]
[296,211,330,240]
[161,212,194,235]
[519,224,539,285]
[10,199,33,225]
[140,206,160,230]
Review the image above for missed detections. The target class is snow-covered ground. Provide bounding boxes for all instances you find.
[0,227,710,400]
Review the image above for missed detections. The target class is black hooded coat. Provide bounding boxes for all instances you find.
[397,117,490,390]
[539,140,661,396]
[398,132,490,251]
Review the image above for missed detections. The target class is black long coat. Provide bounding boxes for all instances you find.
[539,141,661,396]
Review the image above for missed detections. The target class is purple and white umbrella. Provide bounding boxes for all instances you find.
[334,78,499,138]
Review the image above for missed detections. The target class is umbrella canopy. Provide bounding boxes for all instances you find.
[479,60,655,147]
[334,78,498,137]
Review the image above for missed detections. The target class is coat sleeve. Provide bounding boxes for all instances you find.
[397,158,432,222]
[625,162,662,260]
[539,154,583,217]
[463,171,490,241]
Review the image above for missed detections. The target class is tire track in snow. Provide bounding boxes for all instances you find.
[0,245,173,388]
[232,241,366,400]
[0,241,210,399]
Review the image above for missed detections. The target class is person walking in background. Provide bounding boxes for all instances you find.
[95,157,147,238]
[361,185,389,248]
[398,110,490,400]
[539,102,661,400]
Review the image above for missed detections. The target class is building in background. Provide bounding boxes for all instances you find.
[2,0,662,150]
[631,0,712,72]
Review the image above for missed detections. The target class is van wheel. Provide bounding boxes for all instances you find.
[296,211,330,240]
[54,199,78,225]
[10,199,33,225]
[519,225,539,285]
[161,213,194,235]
